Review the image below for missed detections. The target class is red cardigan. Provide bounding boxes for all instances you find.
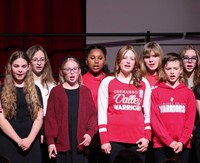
[44,84,98,153]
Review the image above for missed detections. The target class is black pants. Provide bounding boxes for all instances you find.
[154,147,189,163]
[110,142,145,163]
[194,138,200,163]
[89,133,109,163]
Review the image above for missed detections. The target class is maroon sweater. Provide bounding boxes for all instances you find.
[44,84,98,153]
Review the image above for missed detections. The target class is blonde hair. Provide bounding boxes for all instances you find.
[140,42,164,79]
[114,45,142,87]
[1,51,42,120]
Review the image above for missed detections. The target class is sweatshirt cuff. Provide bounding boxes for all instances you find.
[47,138,54,146]
[144,129,152,141]
[99,132,109,145]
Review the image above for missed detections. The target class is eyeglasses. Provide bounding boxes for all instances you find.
[182,56,197,63]
[31,58,46,64]
[63,67,79,74]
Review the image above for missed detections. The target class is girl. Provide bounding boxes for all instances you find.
[0,51,43,163]
[98,45,151,163]
[140,41,164,90]
[140,41,164,163]
[26,45,56,116]
[179,45,200,89]
[44,56,97,163]
[151,53,196,163]
[82,44,109,163]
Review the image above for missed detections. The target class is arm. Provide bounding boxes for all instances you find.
[0,103,22,146]
[21,108,43,150]
[197,100,200,120]
[98,78,111,153]
[44,88,58,145]
[151,91,174,147]
[179,91,196,145]
[142,78,152,140]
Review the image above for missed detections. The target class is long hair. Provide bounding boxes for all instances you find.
[140,41,164,79]
[114,45,142,87]
[1,51,42,120]
[179,45,200,87]
[26,45,56,90]
[59,56,82,85]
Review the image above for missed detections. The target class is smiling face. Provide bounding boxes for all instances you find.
[11,57,30,85]
[118,50,136,77]
[62,59,81,86]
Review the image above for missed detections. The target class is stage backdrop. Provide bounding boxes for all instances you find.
[0,0,85,81]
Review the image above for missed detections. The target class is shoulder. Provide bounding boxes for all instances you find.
[102,76,115,83]
[51,84,64,93]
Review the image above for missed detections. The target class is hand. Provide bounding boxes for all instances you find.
[101,143,111,154]
[136,138,149,152]
[40,135,44,144]
[169,141,177,149]
[79,134,91,146]
[20,137,33,151]
[48,144,57,159]
[174,142,183,153]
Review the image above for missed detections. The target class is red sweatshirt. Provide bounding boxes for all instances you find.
[82,72,106,110]
[151,82,196,148]
[44,84,98,153]
[98,76,152,145]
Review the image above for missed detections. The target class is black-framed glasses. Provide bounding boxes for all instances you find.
[63,67,79,74]
[182,56,197,63]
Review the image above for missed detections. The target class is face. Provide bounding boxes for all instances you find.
[182,49,197,73]
[31,50,46,75]
[143,50,160,75]
[119,50,136,77]
[164,60,183,87]
[62,60,81,86]
[11,58,30,84]
[86,49,106,76]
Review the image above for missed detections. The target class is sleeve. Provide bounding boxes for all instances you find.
[142,78,152,140]
[98,77,110,145]
[85,88,98,138]
[180,91,196,145]
[194,85,200,100]
[44,88,58,145]
[151,90,174,146]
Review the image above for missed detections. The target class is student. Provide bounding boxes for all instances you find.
[82,44,109,163]
[98,45,151,163]
[179,45,200,89]
[151,53,196,163]
[26,45,57,162]
[140,41,164,163]
[193,85,200,163]
[82,44,108,109]
[0,51,43,163]
[44,56,98,163]
[179,45,200,162]
[26,45,56,116]
[140,41,164,90]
